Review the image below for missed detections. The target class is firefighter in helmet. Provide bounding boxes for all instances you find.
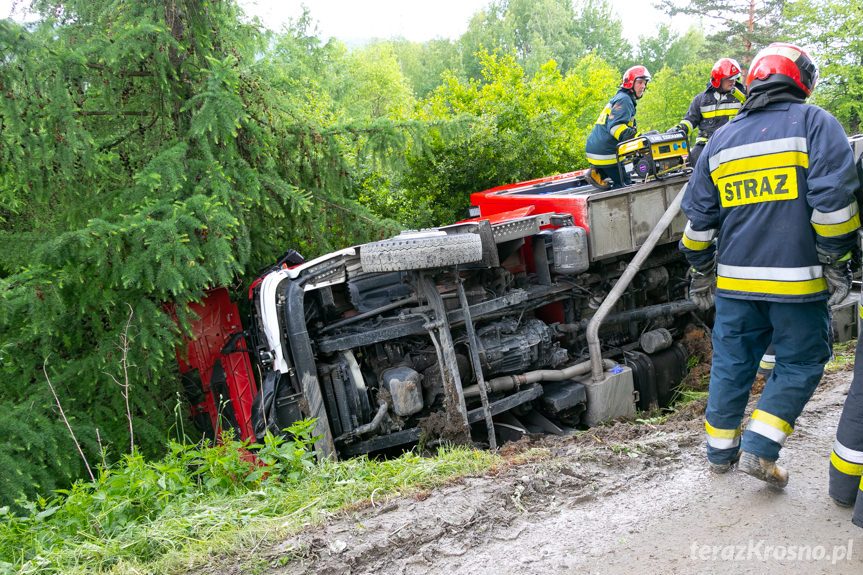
[670,58,746,168]
[831,331,863,527]
[586,65,650,189]
[679,43,860,490]
[829,155,863,529]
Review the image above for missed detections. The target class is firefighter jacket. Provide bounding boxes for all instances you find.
[678,82,746,145]
[680,101,861,303]
[586,89,637,167]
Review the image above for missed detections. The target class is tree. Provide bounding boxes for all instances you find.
[338,41,417,120]
[654,0,788,65]
[636,61,714,132]
[635,24,707,73]
[389,37,464,99]
[784,0,863,133]
[460,0,588,80]
[571,0,632,71]
[0,1,407,507]
[407,51,617,225]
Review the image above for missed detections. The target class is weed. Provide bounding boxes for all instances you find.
[635,415,668,425]
[0,433,497,575]
[826,338,856,371]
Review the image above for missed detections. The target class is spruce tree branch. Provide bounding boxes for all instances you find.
[43,356,95,482]
[76,110,152,117]
[98,115,159,152]
[84,63,154,77]
[309,193,381,227]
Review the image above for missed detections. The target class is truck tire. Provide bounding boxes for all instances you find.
[361,232,483,273]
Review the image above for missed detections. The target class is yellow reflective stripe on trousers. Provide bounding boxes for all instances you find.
[587,153,618,166]
[746,409,793,445]
[833,439,863,464]
[759,354,775,370]
[705,421,740,449]
[831,452,863,476]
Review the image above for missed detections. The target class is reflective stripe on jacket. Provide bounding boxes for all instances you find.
[586,89,637,166]
[679,101,861,303]
[679,82,746,143]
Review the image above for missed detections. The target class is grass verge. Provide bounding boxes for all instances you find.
[0,439,498,575]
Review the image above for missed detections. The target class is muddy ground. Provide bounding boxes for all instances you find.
[209,367,862,575]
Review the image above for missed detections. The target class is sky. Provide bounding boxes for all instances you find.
[236,0,699,44]
[1,0,700,44]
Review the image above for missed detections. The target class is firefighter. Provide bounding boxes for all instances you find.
[670,58,746,168]
[586,65,650,189]
[679,43,861,488]
[829,335,863,527]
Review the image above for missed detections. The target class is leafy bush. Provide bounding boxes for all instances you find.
[404,51,618,225]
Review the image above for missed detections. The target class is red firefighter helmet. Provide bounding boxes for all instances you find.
[746,42,819,96]
[621,65,651,90]
[710,58,742,88]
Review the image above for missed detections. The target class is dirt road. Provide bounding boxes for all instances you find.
[249,369,862,575]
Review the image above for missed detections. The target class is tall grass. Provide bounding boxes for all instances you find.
[0,421,498,574]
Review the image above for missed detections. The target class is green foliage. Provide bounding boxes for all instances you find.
[570,0,633,70]
[406,51,617,225]
[337,42,417,120]
[389,37,464,99]
[635,24,707,73]
[826,338,856,371]
[1,0,859,521]
[459,0,631,80]
[0,2,412,509]
[0,434,496,575]
[637,61,714,133]
[784,0,863,133]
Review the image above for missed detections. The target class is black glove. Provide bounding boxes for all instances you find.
[688,264,715,311]
[619,126,637,141]
[824,261,851,305]
[667,125,687,137]
[818,249,852,306]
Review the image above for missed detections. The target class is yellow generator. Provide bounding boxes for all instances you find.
[617,131,690,183]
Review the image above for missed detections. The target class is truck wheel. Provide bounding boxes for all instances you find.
[361,231,483,273]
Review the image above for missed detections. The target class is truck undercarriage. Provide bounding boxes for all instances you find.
[174,134,863,458]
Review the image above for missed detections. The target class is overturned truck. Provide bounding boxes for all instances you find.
[177,136,863,457]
